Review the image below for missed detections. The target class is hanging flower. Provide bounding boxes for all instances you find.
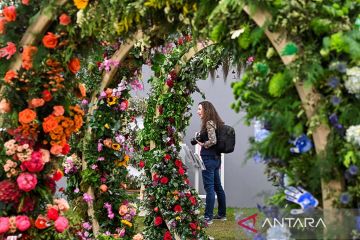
[68,57,81,74]
[59,14,71,25]
[15,216,31,231]
[346,125,360,146]
[290,134,313,153]
[3,6,17,22]
[4,70,17,84]
[42,32,59,49]
[73,0,89,9]
[0,217,9,234]
[54,216,69,233]
[0,18,6,34]
[0,42,16,60]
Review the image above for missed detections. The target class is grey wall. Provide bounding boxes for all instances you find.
[140,65,275,207]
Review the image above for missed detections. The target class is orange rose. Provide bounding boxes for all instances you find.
[22,46,38,70]
[53,106,65,116]
[52,126,64,135]
[0,18,6,35]
[29,98,45,108]
[3,6,16,22]
[105,88,113,96]
[68,58,80,74]
[18,108,36,124]
[42,115,58,133]
[4,70,17,83]
[42,32,59,49]
[50,145,62,155]
[59,14,71,25]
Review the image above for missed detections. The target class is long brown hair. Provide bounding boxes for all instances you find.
[199,101,224,132]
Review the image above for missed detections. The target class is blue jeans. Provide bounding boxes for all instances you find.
[201,155,226,220]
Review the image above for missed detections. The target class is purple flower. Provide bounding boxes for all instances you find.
[329,113,339,125]
[74,188,80,193]
[105,231,111,236]
[115,134,125,144]
[327,76,340,88]
[340,192,351,204]
[130,79,144,91]
[330,96,341,106]
[101,177,107,183]
[83,193,93,203]
[119,228,126,237]
[97,142,103,152]
[91,164,98,170]
[336,62,347,73]
[99,91,107,100]
[97,157,105,161]
[81,99,89,105]
[82,222,92,230]
[99,58,120,72]
[349,165,358,175]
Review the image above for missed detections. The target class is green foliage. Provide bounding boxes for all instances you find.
[281,42,298,56]
[268,71,291,97]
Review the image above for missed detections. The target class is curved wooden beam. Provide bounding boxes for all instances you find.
[82,30,143,236]
[242,5,342,210]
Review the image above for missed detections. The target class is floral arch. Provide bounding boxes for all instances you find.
[0,0,359,240]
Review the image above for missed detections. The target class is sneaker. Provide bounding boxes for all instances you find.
[213,215,227,221]
[204,218,213,225]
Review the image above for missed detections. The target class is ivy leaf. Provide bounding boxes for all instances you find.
[281,42,298,56]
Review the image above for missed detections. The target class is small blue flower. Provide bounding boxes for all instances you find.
[255,129,270,142]
[330,96,341,106]
[327,76,340,88]
[290,134,313,153]
[340,192,351,204]
[349,165,359,175]
[329,113,339,125]
[336,62,347,73]
[253,233,266,240]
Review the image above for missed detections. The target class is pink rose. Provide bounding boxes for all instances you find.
[59,14,71,25]
[29,98,45,108]
[3,6,16,22]
[22,0,30,5]
[17,172,37,192]
[40,149,50,163]
[16,215,31,231]
[53,105,64,116]
[133,233,144,240]
[118,205,128,216]
[50,144,63,155]
[0,217,9,234]
[0,99,11,113]
[54,216,68,233]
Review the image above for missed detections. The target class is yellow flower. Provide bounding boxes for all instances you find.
[73,0,89,9]
[104,123,110,129]
[124,155,130,162]
[112,143,121,151]
[176,216,181,221]
[107,96,118,106]
[121,219,132,227]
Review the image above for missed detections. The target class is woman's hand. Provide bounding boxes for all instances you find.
[196,140,204,147]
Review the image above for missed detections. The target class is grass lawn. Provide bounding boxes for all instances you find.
[135,208,262,240]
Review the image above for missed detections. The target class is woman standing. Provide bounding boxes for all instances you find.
[194,101,227,225]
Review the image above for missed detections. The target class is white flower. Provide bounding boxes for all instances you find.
[346,125,360,146]
[76,10,85,26]
[345,67,360,96]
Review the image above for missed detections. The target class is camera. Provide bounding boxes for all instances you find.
[191,133,202,145]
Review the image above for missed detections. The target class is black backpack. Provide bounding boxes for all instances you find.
[216,124,236,153]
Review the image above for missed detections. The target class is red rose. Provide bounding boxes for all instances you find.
[22,158,44,173]
[163,230,172,240]
[166,79,174,88]
[173,205,182,212]
[68,57,81,74]
[154,216,163,226]
[62,143,70,155]
[177,37,184,45]
[47,207,59,221]
[175,160,182,168]
[178,167,185,175]
[143,146,150,151]
[189,222,197,230]
[152,174,159,182]
[164,154,171,161]
[59,14,71,26]
[42,90,52,102]
[139,161,145,168]
[185,35,192,42]
[160,177,168,184]
[42,32,59,49]
[189,196,197,206]
[52,170,63,181]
